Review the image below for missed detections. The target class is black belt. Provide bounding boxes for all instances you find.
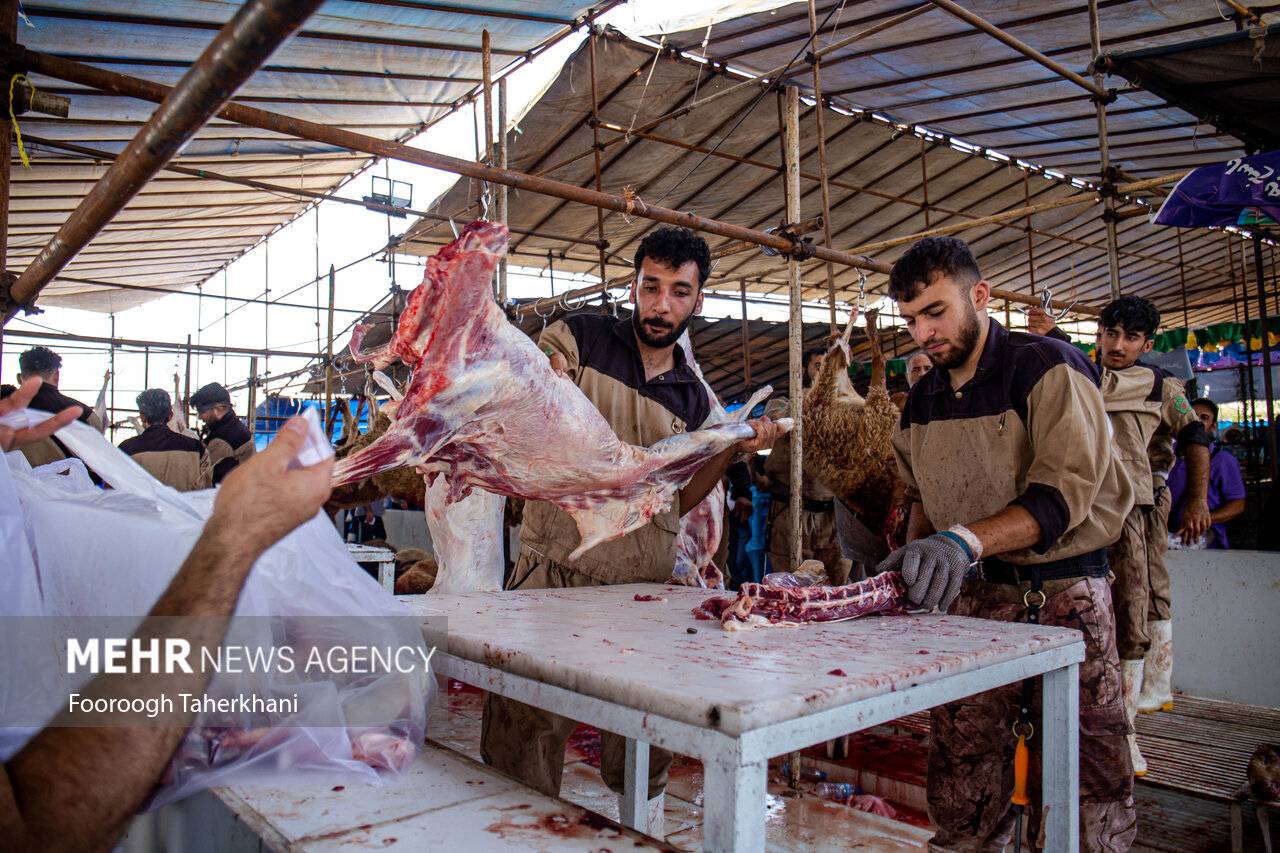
[770,493,834,514]
[978,548,1109,585]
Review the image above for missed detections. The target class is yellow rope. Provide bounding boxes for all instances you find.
[9,73,35,168]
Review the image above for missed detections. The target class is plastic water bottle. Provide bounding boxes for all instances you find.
[812,781,861,801]
[776,760,827,781]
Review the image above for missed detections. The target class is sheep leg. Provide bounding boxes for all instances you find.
[865,309,887,396]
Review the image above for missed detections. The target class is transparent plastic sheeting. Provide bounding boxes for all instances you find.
[0,408,435,810]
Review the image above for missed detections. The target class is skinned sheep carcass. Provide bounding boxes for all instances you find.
[332,221,789,561]
[802,309,906,548]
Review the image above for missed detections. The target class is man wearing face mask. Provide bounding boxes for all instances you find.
[879,236,1137,852]
[481,226,783,830]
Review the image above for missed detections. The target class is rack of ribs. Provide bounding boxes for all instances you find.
[693,571,906,630]
[331,221,792,560]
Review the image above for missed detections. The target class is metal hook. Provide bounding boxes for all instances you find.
[1017,286,1075,321]
[448,217,458,239]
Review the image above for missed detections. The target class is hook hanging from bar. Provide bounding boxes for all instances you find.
[1017,286,1074,321]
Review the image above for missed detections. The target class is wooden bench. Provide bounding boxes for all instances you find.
[160,741,679,851]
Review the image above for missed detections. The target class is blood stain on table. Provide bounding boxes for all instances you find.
[483,807,620,845]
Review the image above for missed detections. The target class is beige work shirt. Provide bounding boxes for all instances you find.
[1102,365,1199,505]
[893,320,1134,564]
[518,315,712,584]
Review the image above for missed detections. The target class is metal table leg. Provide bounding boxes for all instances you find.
[1041,661,1080,853]
[619,737,650,834]
[702,745,765,853]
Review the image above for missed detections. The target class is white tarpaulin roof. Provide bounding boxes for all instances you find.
[14,0,614,311]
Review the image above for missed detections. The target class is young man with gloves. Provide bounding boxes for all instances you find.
[878,236,1137,852]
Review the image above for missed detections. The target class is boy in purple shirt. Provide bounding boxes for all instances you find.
[1168,398,1246,548]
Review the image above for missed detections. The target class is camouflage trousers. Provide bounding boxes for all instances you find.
[1107,505,1153,661]
[1144,484,1172,622]
[928,576,1137,853]
[480,548,674,799]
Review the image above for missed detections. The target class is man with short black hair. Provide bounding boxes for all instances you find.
[483,225,783,829]
[13,345,100,468]
[1032,294,1211,773]
[119,389,206,491]
[190,382,254,486]
[881,236,1137,852]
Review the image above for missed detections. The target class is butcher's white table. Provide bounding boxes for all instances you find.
[403,584,1086,853]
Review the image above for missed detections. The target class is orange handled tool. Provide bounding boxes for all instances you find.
[1012,731,1030,807]
[1011,727,1031,853]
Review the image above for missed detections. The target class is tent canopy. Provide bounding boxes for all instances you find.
[1100,22,1280,156]
[15,0,614,312]
[404,23,1259,335]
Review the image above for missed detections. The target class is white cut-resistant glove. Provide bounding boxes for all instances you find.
[875,531,974,611]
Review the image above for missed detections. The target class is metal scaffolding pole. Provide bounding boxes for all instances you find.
[1240,238,1259,480]
[926,0,1109,99]
[0,0,17,285]
[497,75,509,304]
[2,327,321,360]
[247,356,259,439]
[1254,232,1276,477]
[785,85,804,577]
[22,51,886,281]
[4,0,325,321]
[808,0,837,335]
[24,133,596,249]
[1088,0,1122,300]
[1024,172,1037,294]
[324,264,336,436]
[588,21,611,313]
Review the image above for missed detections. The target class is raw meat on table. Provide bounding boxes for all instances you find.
[332,221,791,560]
[693,571,907,630]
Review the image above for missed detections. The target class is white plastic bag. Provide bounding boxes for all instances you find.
[0,409,433,808]
[0,450,56,762]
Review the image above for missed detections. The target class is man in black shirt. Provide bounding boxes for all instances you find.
[11,346,100,468]
[190,382,255,486]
